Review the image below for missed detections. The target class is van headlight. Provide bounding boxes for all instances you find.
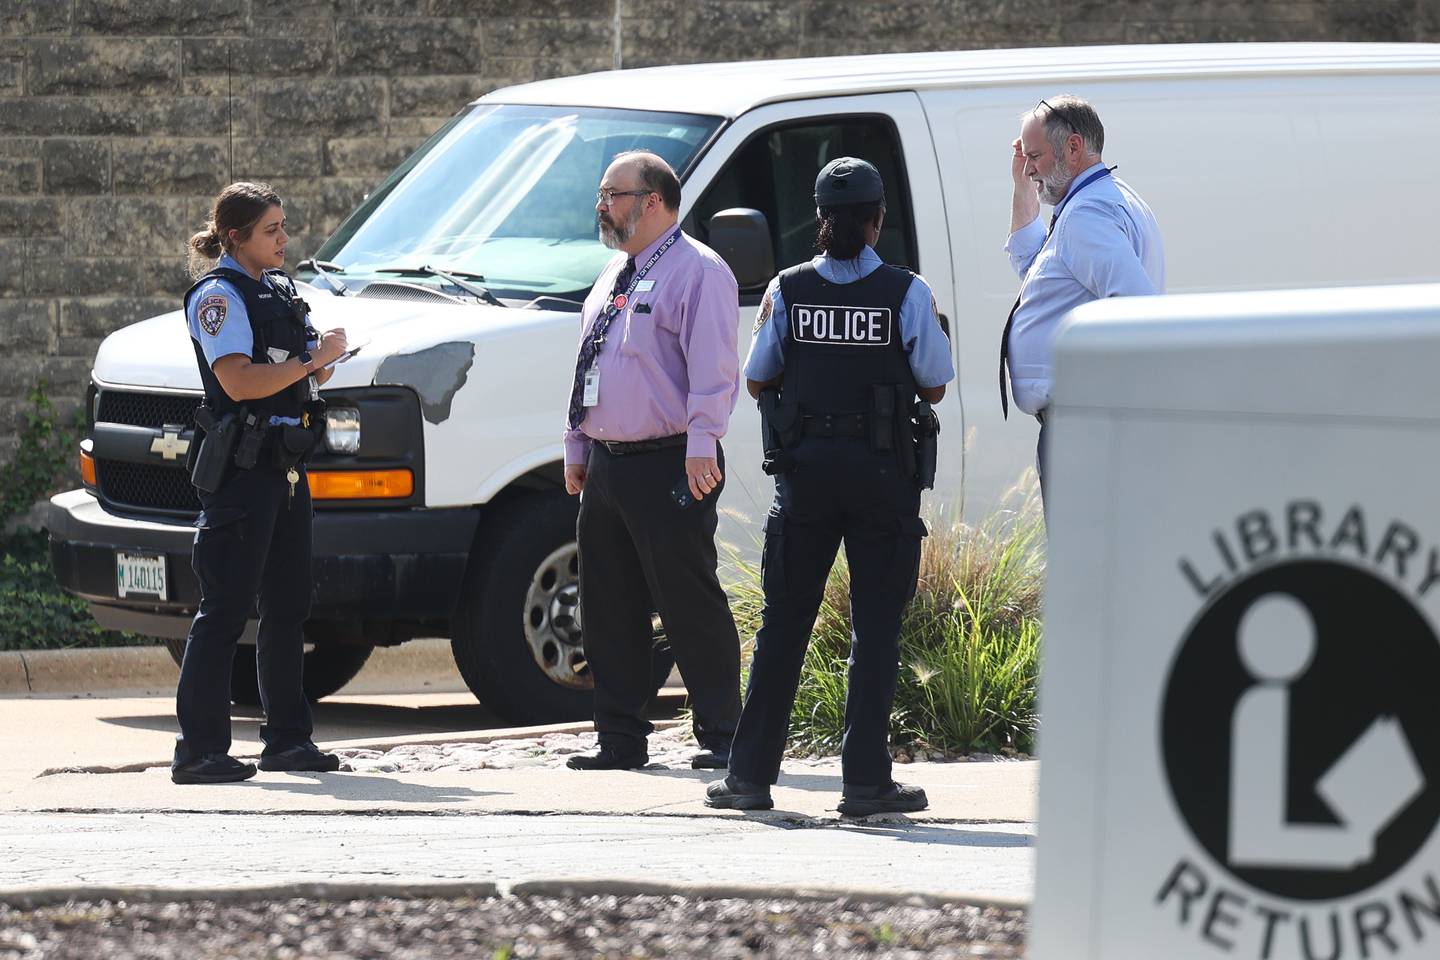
[325,406,361,454]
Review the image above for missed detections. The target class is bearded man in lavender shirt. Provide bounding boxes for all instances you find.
[562,151,743,771]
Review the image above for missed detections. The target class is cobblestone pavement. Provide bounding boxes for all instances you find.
[337,724,1019,773]
[0,894,1027,959]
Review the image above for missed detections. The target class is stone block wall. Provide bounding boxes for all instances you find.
[0,0,1436,462]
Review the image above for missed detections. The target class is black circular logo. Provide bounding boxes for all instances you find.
[1162,559,1440,900]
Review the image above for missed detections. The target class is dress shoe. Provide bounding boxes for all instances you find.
[171,753,258,785]
[704,775,774,810]
[690,749,730,770]
[259,742,341,772]
[566,745,648,770]
[837,781,929,817]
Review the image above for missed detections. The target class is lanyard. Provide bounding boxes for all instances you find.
[595,227,681,342]
[1050,165,1115,227]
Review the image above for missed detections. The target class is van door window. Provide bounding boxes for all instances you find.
[688,117,917,294]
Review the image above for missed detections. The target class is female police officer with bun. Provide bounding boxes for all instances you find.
[172,181,349,784]
[706,158,955,815]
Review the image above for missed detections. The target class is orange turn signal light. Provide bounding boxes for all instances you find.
[80,449,97,487]
[309,469,413,501]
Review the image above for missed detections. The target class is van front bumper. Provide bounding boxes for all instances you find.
[47,489,478,638]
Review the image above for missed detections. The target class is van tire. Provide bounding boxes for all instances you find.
[451,489,673,726]
[163,631,374,704]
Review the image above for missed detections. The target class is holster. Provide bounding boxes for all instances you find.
[758,388,799,476]
[189,406,239,494]
[914,400,940,491]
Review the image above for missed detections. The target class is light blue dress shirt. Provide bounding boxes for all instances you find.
[744,246,955,389]
[1005,162,1165,415]
[186,254,261,369]
[186,254,307,425]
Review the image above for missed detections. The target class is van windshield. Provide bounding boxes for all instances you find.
[305,104,723,303]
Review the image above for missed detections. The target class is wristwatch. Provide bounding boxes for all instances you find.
[298,350,316,373]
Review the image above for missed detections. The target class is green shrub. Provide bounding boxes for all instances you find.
[727,477,1045,757]
[0,381,143,651]
[0,381,83,533]
[0,530,147,651]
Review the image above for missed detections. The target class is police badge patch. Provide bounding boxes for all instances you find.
[752,292,773,334]
[198,295,227,336]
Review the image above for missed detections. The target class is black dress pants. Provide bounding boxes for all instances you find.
[729,438,925,787]
[578,442,741,753]
[174,464,314,765]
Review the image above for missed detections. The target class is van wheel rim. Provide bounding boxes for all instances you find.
[523,543,591,691]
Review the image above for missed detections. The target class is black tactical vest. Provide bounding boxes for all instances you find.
[777,260,918,415]
[183,267,314,421]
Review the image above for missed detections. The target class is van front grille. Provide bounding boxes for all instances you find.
[93,389,204,516]
[96,391,200,430]
[96,459,202,515]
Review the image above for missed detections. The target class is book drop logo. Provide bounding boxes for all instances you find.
[1156,503,1440,957]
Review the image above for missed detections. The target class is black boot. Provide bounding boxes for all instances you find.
[566,744,648,770]
[259,742,341,772]
[837,781,928,817]
[704,775,774,810]
[172,754,258,785]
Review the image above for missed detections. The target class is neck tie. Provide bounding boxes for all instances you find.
[998,212,1061,420]
[567,257,636,430]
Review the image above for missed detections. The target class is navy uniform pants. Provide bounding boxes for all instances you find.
[729,438,925,787]
[174,464,314,765]
[578,442,741,754]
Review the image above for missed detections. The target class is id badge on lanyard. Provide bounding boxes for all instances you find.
[582,364,600,407]
[580,228,680,410]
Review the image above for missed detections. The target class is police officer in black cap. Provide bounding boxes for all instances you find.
[172,181,349,784]
[705,157,954,815]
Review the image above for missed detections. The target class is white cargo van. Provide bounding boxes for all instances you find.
[48,43,1440,723]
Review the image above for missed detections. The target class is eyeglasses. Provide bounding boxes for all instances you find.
[596,188,653,205]
[1035,98,1077,135]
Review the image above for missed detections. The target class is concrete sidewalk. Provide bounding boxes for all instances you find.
[2,757,1037,823]
[0,810,1035,907]
[0,685,1039,908]
[0,755,1038,907]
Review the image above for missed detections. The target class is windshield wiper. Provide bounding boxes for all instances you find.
[373,263,505,307]
[296,258,348,296]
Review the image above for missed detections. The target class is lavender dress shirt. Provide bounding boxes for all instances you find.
[563,228,740,465]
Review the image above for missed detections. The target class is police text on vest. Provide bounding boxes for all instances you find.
[791,305,891,346]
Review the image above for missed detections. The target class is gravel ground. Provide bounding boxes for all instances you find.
[0,895,1027,958]
[337,724,1022,774]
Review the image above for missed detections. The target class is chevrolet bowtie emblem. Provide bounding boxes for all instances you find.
[150,429,190,461]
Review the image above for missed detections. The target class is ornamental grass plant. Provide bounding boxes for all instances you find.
[726,475,1045,757]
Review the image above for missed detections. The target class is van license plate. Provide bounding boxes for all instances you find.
[116,552,167,601]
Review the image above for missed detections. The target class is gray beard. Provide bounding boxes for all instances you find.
[1039,167,1074,206]
[598,208,640,249]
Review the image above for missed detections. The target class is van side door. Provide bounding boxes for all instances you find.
[680,92,955,535]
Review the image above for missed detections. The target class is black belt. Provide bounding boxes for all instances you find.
[597,433,687,456]
[800,414,867,439]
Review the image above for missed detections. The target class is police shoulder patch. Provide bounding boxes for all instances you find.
[197,294,228,337]
[752,292,774,335]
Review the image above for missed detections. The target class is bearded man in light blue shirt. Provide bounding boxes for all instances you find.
[1000,95,1165,493]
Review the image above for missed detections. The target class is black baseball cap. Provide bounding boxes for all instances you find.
[814,157,885,206]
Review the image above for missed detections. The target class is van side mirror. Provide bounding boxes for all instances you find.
[707,208,775,289]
